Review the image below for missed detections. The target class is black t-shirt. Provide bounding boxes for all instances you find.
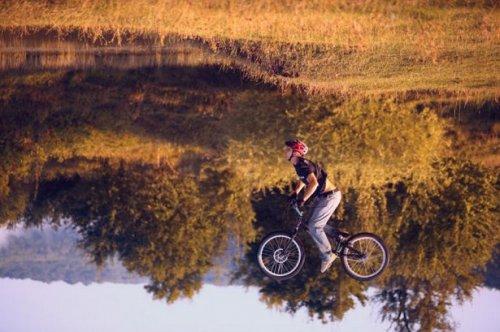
[293,157,328,199]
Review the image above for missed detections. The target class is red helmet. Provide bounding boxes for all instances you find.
[285,139,308,156]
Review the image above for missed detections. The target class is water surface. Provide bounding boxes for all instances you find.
[0,34,498,332]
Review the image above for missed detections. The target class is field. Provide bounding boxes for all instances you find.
[0,3,499,328]
[1,0,499,99]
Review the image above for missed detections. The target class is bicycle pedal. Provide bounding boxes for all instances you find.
[338,230,350,238]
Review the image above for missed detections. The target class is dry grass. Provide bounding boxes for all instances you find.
[0,0,499,98]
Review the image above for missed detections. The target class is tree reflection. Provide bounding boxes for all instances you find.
[18,160,253,302]
[0,65,497,327]
[376,277,454,331]
[371,158,498,331]
[236,158,498,331]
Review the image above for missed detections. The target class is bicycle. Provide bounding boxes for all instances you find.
[257,202,389,281]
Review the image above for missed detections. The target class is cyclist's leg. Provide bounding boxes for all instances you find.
[324,224,336,237]
[307,191,342,260]
[325,191,342,236]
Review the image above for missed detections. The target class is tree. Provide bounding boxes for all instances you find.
[236,158,498,330]
[24,161,253,302]
[373,158,499,331]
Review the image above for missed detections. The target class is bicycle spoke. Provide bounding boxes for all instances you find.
[263,247,275,255]
[258,234,303,278]
[343,236,386,279]
[367,241,377,257]
[271,239,279,252]
[283,259,293,271]
[271,260,278,273]
[278,237,285,249]
[351,259,363,272]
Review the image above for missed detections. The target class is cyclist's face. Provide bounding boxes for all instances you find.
[283,146,293,160]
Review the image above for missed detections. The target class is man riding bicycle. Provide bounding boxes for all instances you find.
[284,139,341,273]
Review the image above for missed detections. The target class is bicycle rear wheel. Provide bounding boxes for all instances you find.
[341,232,388,281]
[257,232,305,281]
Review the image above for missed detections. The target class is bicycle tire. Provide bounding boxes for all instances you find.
[341,232,389,281]
[257,231,306,281]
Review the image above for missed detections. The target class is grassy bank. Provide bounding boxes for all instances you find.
[1,1,498,98]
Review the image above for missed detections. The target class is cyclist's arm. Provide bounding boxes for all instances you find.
[302,173,318,203]
[291,180,305,196]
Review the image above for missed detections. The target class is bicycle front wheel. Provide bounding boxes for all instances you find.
[341,232,388,281]
[257,232,305,281]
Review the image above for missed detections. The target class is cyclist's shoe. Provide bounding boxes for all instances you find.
[320,253,337,273]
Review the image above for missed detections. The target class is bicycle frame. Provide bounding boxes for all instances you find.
[284,203,365,260]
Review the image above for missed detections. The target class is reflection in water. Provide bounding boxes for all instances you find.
[237,159,498,330]
[0,30,229,71]
[0,39,498,331]
[0,226,146,284]
[22,161,245,302]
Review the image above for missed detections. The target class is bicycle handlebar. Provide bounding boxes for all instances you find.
[290,202,304,218]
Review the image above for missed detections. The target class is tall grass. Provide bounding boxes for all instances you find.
[0,1,498,98]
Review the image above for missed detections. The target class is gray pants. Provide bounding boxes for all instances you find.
[307,190,342,260]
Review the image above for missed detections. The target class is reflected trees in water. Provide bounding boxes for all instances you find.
[17,160,254,302]
[235,158,498,331]
[0,65,497,330]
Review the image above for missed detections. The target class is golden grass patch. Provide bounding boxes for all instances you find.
[1,1,498,98]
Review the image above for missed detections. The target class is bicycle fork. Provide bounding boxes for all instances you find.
[282,208,304,254]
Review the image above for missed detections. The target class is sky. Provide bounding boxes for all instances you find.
[0,278,499,332]
[0,225,22,248]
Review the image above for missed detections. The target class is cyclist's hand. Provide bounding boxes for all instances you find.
[287,193,297,204]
